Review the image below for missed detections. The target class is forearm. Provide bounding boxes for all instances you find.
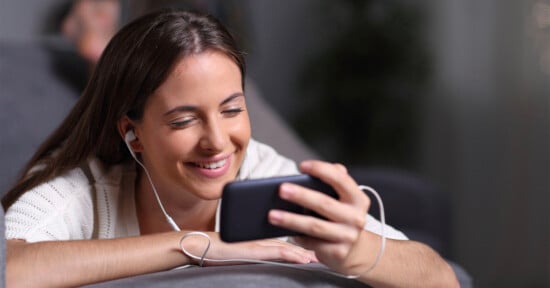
[6,231,190,287]
[356,231,459,288]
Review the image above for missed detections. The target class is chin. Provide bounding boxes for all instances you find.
[194,182,227,201]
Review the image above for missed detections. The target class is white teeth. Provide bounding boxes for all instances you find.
[196,159,227,169]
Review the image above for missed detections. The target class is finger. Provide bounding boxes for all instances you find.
[300,161,369,207]
[202,234,315,265]
[269,209,361,243]
[292,236,354,267]
[292,236,330,255]
[334,163,348,174]
[280,183,366,229]
[245,240,316,264]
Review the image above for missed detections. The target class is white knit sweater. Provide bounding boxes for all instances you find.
[5,139,407,242]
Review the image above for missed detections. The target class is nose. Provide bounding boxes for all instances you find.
[199,117,227,153]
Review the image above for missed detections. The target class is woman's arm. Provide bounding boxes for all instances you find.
[356,233,458,287]
[7,232,187,287]
[6,231,315,287]
[268,160,459,288]
[295,230,458,287]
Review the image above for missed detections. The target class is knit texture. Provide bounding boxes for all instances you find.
[5,168,94,242]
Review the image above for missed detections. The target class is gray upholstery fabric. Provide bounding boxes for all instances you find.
[86,264,371,288]
[349,167,451,257]
[86,262,473,288]
[450,261,473,288]
[0,40,83,196]
[246,80,319,162]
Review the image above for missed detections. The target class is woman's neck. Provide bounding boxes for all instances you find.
[134,171,218,234]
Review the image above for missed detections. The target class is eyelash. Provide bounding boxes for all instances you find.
[169,108,245,128]
[170,118,194,128]
[222,108,245,116]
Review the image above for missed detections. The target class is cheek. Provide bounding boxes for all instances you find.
[228,114,251,142]
[155,133,196,160]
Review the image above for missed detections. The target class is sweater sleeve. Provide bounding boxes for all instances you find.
[5,168,95,242]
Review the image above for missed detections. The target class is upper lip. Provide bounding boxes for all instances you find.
[190,153,232,165]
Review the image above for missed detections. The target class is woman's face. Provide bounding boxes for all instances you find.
[134,50,250,201]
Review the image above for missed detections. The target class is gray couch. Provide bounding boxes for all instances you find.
[0,40,472,287]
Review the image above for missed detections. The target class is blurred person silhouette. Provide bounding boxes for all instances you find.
[59,0,247,67]
[60,0,121,66]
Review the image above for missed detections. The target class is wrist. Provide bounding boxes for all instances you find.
[345,230,384,277]
[178,231,213,266]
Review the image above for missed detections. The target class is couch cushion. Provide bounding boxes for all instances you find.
[0,40,85,196]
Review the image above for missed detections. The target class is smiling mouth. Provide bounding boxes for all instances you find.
[193,158,228,169]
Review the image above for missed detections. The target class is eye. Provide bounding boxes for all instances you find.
[169,117,196,128]
[222,107,245,117]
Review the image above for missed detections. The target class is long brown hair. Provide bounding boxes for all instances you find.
[2,10,245,209]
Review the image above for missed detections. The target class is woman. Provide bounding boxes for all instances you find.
[2,10,458,287]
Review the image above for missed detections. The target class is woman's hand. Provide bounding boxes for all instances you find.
[180,232,318,266]
[267,160,374,275]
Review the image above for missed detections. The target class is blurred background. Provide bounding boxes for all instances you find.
[1,0,549,287]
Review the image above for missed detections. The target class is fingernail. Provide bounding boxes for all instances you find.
[300,161,313,171]
[280,183,295,199]
[269,210,283,224]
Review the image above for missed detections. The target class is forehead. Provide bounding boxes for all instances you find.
[165,50,241,85]
[145,51,243,112]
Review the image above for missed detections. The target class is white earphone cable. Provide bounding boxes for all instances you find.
[126,137,181,232]
[178,185,386,279]
[126,134,385,279]
[136,158,181,231]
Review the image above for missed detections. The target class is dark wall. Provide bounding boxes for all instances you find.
[422,1,550,287]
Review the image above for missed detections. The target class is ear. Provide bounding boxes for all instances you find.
[117,116,143,153]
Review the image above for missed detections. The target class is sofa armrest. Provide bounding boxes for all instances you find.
[86,263,371,288]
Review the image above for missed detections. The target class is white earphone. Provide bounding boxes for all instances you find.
[123,129,181,231]
[124,130,137,159]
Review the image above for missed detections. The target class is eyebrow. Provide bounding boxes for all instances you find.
[163,92,244,117]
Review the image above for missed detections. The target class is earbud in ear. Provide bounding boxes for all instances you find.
[124,130,137,159]
[125,130,136,143]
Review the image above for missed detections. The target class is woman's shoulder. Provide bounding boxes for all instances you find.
[238,139,300,180]
[4,163,96,241]
[20,163,94,204]
[4,158,134,240]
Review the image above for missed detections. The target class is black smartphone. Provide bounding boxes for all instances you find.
[219,174,338,242]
